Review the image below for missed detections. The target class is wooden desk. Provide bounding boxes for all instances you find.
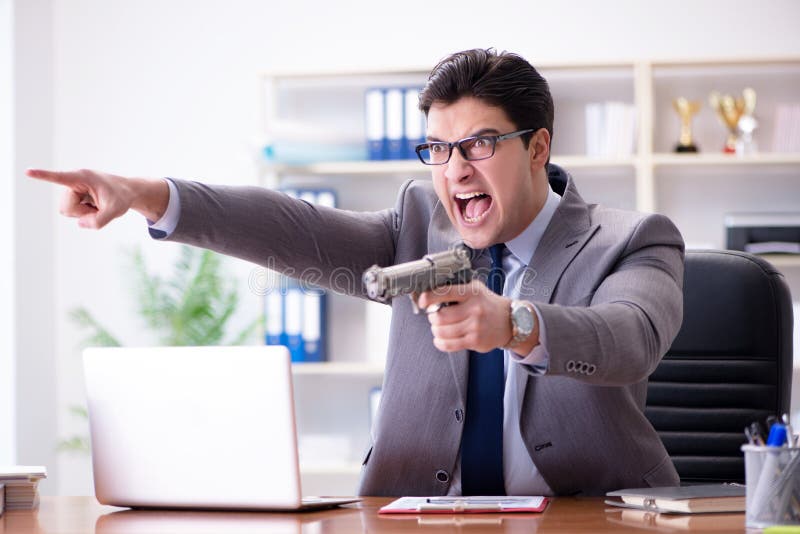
[0,496,747,533]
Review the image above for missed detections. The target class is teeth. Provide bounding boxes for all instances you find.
[455,192,486,199]
[463,211,489,223]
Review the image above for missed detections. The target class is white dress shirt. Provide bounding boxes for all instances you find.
[149,179,181,235]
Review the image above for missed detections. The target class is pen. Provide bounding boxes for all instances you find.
[781,413,796,447]
[747,422,766,446]
[767,422,789,447]
[745,425,757,445]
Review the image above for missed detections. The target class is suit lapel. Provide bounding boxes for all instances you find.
[520,176,599,305]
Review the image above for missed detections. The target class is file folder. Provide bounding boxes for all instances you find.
[302,288,324,362]
[365,89,385,160]
[284,283,304,362]
[264,283,284,347]
[404,87,425,159]
[385,88,405,160]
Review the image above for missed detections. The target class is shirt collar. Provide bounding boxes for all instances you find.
[505,186,562,266]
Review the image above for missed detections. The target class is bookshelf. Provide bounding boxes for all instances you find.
[261,57,800,493]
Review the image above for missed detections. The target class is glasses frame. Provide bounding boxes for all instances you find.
[415,128,535,166]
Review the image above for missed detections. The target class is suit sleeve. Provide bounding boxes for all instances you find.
[535,213,685,386]
[153,179,400,298]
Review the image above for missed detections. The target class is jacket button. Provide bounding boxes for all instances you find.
[455,408,464,423]
[435,470,450,483]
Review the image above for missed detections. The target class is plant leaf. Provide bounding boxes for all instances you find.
[68,307,122,347]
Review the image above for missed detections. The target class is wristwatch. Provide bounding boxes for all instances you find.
[505,300,536,349]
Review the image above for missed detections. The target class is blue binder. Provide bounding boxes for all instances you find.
[365,88,385,160]
[284,282,305,362]
[264,283,284,347]
[385,88,405,160]
[301,287,325,362]
[404,87,425,159]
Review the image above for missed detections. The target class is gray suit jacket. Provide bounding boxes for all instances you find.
[158,164,684,496]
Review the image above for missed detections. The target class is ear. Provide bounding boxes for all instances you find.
[528,128,550,172]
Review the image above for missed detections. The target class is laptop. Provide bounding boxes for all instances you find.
[83,345,359,511]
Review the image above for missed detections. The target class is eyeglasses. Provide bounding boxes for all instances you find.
[415,129,535,165]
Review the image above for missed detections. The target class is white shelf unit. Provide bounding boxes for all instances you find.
[291,362,382,494]
[261,58,800,494]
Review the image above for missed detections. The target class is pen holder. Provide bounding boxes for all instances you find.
[742,445,800,528]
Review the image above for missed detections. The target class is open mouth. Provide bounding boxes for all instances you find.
[455,191,493,224]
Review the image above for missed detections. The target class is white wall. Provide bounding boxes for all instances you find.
[0,0,16,466]
[11,0,58,494]
[10,0,799,494]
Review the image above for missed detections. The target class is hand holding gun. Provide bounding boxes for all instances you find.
[363,245,473,314]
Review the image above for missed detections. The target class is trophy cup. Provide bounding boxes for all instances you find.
[709,88,758,154]
[672,97,701,153]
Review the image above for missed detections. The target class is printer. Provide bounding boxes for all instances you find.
[725,213,800,255]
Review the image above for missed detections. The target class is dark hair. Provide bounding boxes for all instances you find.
[419,48,554,149]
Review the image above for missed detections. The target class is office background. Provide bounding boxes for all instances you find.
[2,0,799,496]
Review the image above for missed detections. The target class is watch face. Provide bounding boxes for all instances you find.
[513,304,534,335]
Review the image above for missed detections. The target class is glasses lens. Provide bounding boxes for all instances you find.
[461,136,495,161]
[418,143,450,164]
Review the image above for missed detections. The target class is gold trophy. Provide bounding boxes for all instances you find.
[672,97,701,153]
[709,88,757,154]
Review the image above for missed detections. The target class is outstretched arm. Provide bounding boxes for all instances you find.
[26,168,170,229]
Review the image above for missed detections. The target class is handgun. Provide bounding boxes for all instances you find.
[362,244,473,314]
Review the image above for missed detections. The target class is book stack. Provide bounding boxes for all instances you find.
[606,483,745,514]
[0,466,47,511]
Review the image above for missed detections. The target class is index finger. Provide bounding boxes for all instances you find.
[26,168,81,186]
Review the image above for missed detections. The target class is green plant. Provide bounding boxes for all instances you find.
[59,245,260,453]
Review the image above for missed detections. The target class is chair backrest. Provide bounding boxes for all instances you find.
[645,250,793,484]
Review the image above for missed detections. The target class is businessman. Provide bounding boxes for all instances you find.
[29,48,684,496]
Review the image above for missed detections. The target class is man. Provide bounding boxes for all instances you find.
[29,48,684,496]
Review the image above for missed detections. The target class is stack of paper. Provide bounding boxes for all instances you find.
[772,104,800,153]
[0,466,47,510]
[585,101,637,157]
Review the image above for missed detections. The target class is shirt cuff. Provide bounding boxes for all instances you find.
[509,304,549,374]
[147,178,180,239]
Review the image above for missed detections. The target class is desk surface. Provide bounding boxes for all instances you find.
[0,496,747,533]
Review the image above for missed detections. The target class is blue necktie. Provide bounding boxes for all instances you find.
[461,243,506,495]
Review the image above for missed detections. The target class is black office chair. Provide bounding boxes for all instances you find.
[645,250,794,484]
